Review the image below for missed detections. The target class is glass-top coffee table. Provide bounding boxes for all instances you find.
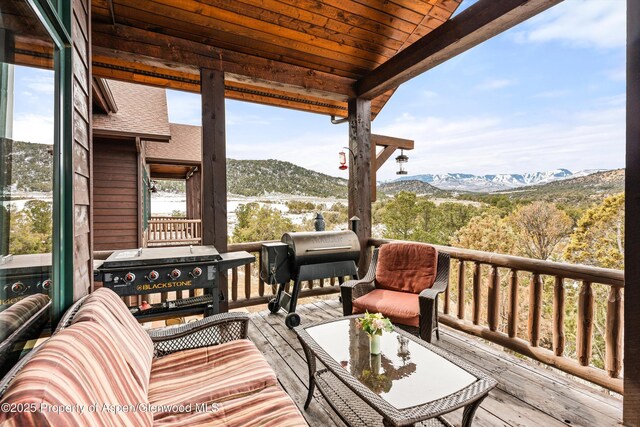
[294,316,496,427]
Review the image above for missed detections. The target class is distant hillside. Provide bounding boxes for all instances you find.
[227,159,347,198]
[494,169,624,205]
[378,180,453,197]
[1,140,52,192]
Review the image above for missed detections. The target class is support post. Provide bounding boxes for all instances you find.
[347,98,372,276]
[625,0,640,423]
[201,68,228,312]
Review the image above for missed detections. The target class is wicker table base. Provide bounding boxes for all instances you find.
[315,369,454,427]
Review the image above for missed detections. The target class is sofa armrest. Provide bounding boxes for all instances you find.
[148,312,249,358]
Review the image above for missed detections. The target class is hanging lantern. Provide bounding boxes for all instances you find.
[396,149,408,175]
[338,151,348,170]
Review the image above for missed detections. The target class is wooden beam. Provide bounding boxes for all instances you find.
[625,0,640,423]
[92,24,354,101]
[371,134,414,151]
[201,68,228,312]
[356,0,563,99]
[347,98,372,276]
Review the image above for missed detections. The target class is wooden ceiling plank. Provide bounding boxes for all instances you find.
[193,0,399,59]
[100,5,373,77]
[357,0,564,99]
[92,25,356,99]
[320,0,419,34]
[350,0,426,25]
[231,0,405,51]
[114,0,383,69]
[271,0,411,44]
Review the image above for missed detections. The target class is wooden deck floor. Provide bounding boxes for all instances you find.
[243,299,622,427]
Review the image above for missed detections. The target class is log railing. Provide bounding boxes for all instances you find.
[95,237,624,393]
[370,238,624,394]
[146,218,202,246]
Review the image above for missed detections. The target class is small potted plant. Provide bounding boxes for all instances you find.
[355,311,393,354]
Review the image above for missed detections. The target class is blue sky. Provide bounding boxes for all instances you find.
[9,0,625,181]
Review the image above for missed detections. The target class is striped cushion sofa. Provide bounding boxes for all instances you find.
[0,288,307,427]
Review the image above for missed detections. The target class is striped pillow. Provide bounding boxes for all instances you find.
[0,322,152,427]
[72,297,154,393]
[82,288,154,354]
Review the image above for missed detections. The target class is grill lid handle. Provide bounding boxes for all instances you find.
[305,246,352,252]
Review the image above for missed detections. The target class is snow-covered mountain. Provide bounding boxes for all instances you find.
[394,169,605,192]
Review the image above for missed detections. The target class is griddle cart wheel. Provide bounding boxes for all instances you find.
[268,298,280,314]
[285,312,301,329]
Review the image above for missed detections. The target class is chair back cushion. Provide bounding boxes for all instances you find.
[375,242,438,294]
[0,321,152,427]
[70,288,154,392]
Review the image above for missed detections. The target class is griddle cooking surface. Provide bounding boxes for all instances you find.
[102,246,220,268]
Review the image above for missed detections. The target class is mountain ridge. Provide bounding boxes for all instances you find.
[393,168,606,192]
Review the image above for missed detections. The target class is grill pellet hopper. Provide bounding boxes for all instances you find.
[261,231,360,328]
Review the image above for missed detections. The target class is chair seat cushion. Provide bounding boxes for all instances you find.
[352,289,419,328]
[153,385,307,427]
[375,242,438,294]
[149,339,278,421]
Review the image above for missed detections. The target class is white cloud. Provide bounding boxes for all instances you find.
[531,89,571,99]
[475,79,516,91]
[373,99,624,180]
[12,113,54,145]
[513,0,625,49]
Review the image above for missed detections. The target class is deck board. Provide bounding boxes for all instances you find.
[244,299,622,427]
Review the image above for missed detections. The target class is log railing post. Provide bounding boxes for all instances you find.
[258,252,265,297]
[528,273,542,347]
[487,265,499,331]
[244,263,251,300]
[457,259,466,320]
[444,278,451,315]
[577,281,594,367]
[472,262,481,325]
[553,276,565,356]
[507,269,518,338]
[606,286,623,377]
[231,267,238,301]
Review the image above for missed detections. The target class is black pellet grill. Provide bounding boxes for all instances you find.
[0,254,52,307]
[261,231,360,328]
[99,246,254,320]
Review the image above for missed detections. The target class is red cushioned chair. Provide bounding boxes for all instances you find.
[340,242,450,343]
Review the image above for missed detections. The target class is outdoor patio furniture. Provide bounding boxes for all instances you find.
[295,316,496,427]
[0,288,307,426]
[340,242,450,343]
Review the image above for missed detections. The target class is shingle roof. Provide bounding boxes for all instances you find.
[92,80,171,140]
[145,123,201,163]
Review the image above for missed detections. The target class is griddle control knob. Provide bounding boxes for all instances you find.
[41,279,52,291]
[124,272,136,283]
[11,282,25,294]
[169,269,181,280]
[147,270,159,282]
[190,267,202,278]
